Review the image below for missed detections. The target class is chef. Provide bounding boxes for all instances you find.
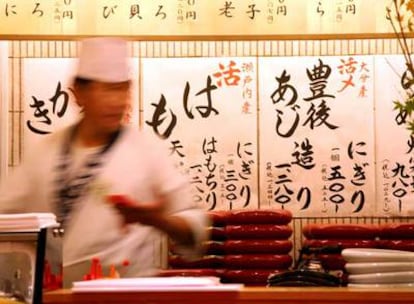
[0,37,209,286]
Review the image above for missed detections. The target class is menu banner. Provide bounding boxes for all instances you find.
[0,0,394,37]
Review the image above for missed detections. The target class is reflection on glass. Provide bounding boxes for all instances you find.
[0,252,32,303]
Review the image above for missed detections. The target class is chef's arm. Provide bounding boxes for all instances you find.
[108,196,196,246]
[151,214,195,246]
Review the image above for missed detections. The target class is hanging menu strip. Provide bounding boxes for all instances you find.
[0,0,396,38]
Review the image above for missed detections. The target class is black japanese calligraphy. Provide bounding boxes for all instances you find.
[270,70,300,137]
[189,137,218,210]
[103,5,117,19]
[32,2,43,17]
[145,94,177,139]
[5,2,17,16]
[219,1,235,18]
[27,82,73,135]
[185,76,219,118]
[246,4,260,20]
[130,5,143,19]
[291,138,315,170]
[155,5,167,19]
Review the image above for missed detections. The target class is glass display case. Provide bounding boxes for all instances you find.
[0,228,61,304]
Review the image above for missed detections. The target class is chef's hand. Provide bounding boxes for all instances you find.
[106,194,195,246]
[107,194,166,227]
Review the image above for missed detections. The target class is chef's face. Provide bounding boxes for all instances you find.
[75,79,131,133]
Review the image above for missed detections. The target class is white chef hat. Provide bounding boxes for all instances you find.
[76,37,130,83]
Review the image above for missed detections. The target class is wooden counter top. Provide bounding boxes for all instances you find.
[237,287,414,304]
[43,286,414,304]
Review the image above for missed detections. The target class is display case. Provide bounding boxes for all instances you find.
[0,214,60,304]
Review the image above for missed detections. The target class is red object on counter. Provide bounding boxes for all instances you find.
[83,257,104,280]
[223,239,292,254]
[302,224,379,239]
[207,227,227,241]
[303,239,378,249]
[377,239,414,251]
[379,224,414,239]
[171,240,225,255]
[208,211,232,226]
[82,258,130,280]
[109,264,120,278]
[43,260,63,291]
[225,224,292,239]
[226,209,292,225]
[223,254,293,269]
[168,255,224,268]
[203,241,225,255]
[43,260,52,288]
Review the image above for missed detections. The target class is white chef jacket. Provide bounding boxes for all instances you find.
[0,124,209,284]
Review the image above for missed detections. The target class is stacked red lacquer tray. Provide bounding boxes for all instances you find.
[160,209,294,286]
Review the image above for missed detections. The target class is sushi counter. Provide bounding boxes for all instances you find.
[43,287,414,304]
[3,212,414,303]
